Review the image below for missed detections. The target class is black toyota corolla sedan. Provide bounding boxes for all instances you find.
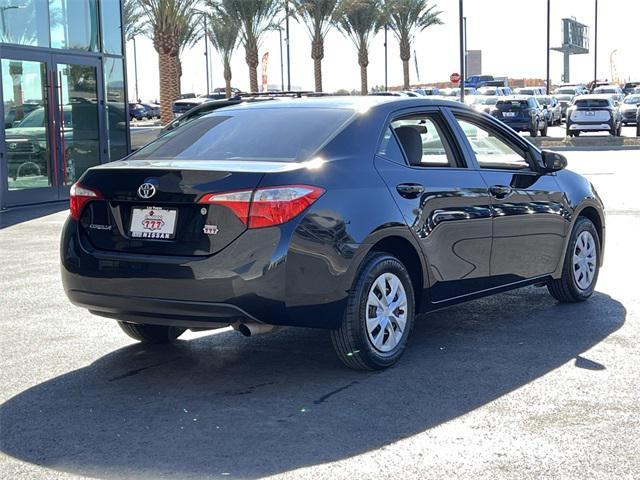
[61,97,605,370]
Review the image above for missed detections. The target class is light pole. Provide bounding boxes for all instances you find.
[132,36,140,102]
[593,0,598,89]
[463,16,467,76]
[384,24,388,91]
[546,0,550,94]
[285,0,291,91]
[459,0,465,102]
[278,28,285,92]
[203,14,210,94]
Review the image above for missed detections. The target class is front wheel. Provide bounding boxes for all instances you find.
[118,321,185,344]
[331,253,415,370]
[547,217,600,303]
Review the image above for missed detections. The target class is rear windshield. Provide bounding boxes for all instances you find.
[556,88,576,94]
[623,95,640,104]
[575,99,610,108]
[594,88,617,94]
[556,94,573,101]
[129,108,354,162]
[497,100,529,110]
[536,96,552,105]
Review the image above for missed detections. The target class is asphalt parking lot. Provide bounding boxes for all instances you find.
[1,149,639,480]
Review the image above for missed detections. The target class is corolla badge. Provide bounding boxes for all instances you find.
[137,182,156,199]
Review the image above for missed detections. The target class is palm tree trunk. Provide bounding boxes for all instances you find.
[245,43,259,93]
[224,60,232,99]
[400,38,411,90]
[403,60,410,89]
[358,47,369,95]
[159,51,179,125]
[314,59,322,92]
[176,57,182,97]
[312,38,324,92]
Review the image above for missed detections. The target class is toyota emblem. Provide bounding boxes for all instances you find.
[137,182,156,199]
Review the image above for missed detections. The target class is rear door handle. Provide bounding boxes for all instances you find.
[396,183,425,198]
[489,185,513,198]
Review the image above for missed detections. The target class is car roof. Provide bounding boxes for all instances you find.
[215,96,464,113]
[498,95,532,101]
[575,94,613,100]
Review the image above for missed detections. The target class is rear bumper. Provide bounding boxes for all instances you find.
[61,218,353,329]
[500,120,532,131]
[568,120,613,132]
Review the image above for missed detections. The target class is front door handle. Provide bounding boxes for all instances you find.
[396,183,425,198]
[489,185,513,198]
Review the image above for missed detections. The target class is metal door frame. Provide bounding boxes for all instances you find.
[0,47,105,208]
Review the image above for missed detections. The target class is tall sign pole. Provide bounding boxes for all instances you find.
[593,0,598,89]
[546,0,551,94]
[285,0,291,91]
[384,25,388,91]
[459,0,465,102]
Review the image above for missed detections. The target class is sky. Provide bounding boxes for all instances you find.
[127,0,640,101]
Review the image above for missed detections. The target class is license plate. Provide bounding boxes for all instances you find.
[503,112,516,117]
[130,206,177,239]
[586,111,595,116]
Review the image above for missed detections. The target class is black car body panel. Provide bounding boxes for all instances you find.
[61,97,605,330]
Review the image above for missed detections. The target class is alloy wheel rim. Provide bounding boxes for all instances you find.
[365,273,408,353]
[573,231,597,290]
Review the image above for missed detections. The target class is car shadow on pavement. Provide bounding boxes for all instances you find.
[0,287,626,479]
[0,202,67,229]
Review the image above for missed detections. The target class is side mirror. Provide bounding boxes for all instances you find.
[541,150,567,172]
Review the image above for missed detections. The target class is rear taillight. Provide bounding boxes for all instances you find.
[69,182,102,220]
[199,185,325,228]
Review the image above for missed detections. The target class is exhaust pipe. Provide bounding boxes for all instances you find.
[234,323,281,337]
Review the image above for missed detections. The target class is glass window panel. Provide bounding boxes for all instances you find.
[58,63,101,183]
[104,57,128,161]
[0,0,50,46]
[49,0,98,51]
[2,58,52,190]
[100,0,122,54]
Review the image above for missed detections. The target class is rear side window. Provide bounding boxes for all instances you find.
[379,113,459,168]
[130,108,355,162]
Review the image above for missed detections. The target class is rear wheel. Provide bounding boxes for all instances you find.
[540,120,548,137]
[547,217,600,303]
[118,321,185,344]
[331,253,415,370]
[530,121,538,137]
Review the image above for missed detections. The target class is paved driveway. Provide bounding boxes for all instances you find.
[1,150,638,480]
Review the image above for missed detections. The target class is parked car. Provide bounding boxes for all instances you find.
[555,84,589,96]
[535,95,562,125]
[450,87,478,97]
[467,95,499,114]
[128,103,146,121]
[492,96,547,136]
[555,94,576,119]
[592,85,624,105]
[412,87,440,96]
[621,82,639,95]
[140,103,160,119]
[465,75,494,88]
[618,95,640,126]
[211,87,242,96]
[476,86,509,96]
[369,91,409,97]
[402,91,420,97]
[514,87,544,96]
[637,108,640,136]
[565,95,622,137]
[61,96,605,370]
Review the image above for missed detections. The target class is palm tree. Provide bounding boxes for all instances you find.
[220,0,281,93]
[293,0,338,92]
[206,7,241,98]
[139,0,197,124]
[333,0,384,95]
[123,0,147,42]
[387,0,442,89]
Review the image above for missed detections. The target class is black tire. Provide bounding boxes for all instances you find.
[331,252,415,370]
[547,217,600,303]
[540,121,548,137]
[530,121,538,137]
[610,123,617,136]
[636,123,640,137]
[118,321,185,344]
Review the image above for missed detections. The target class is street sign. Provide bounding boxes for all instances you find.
[450,72,461,84]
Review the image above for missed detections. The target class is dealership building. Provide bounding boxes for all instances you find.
[0,0,129,209]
